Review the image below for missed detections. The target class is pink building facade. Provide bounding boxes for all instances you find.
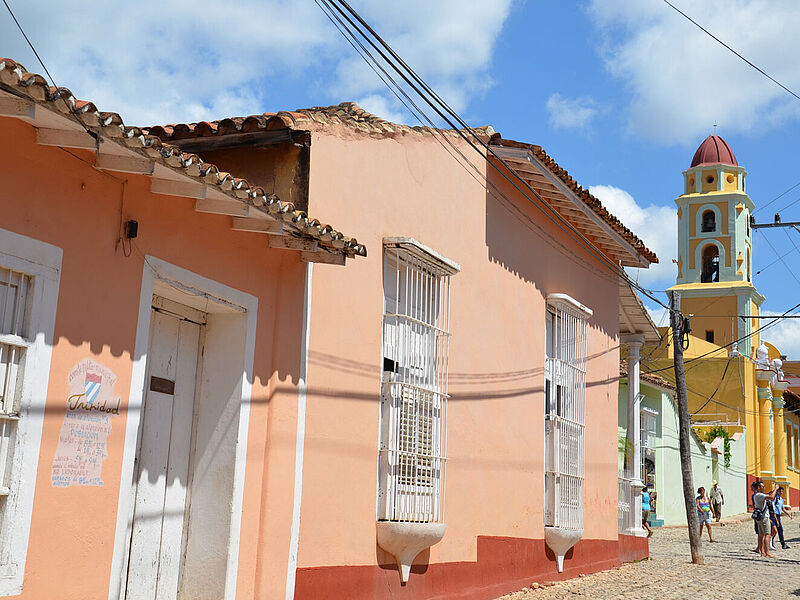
[0,57,654,600]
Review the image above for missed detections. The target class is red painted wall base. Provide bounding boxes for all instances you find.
[295,534,648,600]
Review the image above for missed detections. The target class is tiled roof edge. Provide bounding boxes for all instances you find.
[141,101,496,142]
[491,137,658,265]
[619,359,676,391]
[0,58,366,258]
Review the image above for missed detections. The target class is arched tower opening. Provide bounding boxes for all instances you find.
[701,210,716,233]
[701,244,719,283]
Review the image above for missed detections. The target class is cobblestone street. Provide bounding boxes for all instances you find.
[497,517,800,600]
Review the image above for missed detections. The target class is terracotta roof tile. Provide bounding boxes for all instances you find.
[0,58,365,259]
[140,103,653,265]
[620,360,676,391]
[492,138,657,265]
[141,101,495,142]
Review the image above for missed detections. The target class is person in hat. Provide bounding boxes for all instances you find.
[710,480,724,523]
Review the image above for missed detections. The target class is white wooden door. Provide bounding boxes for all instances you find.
[126,304,202,600]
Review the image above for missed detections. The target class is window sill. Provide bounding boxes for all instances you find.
[544,526,584,573]
[376,521,446,583]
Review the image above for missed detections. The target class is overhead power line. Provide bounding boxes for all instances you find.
[2,0,96,139]
[644,300,800,374]
[313,0,642,293]
[662,0,800,103]
[315,0,800,346]
[754,181,800,215]
[316,0,675,313]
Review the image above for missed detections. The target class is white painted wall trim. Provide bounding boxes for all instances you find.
[108,256,257,600]
[0,228,62,597]
[285,262,313,600]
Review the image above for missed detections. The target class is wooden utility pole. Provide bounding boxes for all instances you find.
[668,290,704,564]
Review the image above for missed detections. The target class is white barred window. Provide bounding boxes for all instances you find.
[0,229,61,596]
[0,267,32,503]
[378,239,458,524]
[544,294,591,530]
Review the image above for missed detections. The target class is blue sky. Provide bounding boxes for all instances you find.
[3,0,800,353]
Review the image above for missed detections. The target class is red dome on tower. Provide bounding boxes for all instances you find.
[690,135,738,168]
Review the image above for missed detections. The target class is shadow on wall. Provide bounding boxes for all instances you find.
[483,161,618,341]
[306,348,620,405]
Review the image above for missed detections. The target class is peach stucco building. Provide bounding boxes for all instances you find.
[0,57,656,600]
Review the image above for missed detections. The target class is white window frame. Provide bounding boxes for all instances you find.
[640,407,658,485]
[788,421,800,471]
[544,293,591,531]
[0,227,61,596]
[377,238,458,524]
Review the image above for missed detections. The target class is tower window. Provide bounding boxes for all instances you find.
[701,210,716,233]
[705,330,715,343]
[701,244,720,283]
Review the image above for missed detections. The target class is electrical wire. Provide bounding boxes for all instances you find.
[318,0,676,314]
[316,0,800,367]
[772,193,800,218]
[753,181,800,215]
[313,0,639,292]
[644,301,800,373]
[691,357,732,415]
[641,356,800,419]
[662,0,800,103]
[758,229,800,289]
[2,0,97,139]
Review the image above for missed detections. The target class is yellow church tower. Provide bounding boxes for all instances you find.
[669,135,764,352]
[668,135,792,492]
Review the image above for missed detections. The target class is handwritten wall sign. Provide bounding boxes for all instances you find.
[51,359,120,488]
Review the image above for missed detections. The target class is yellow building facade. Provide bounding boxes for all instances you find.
[644,135,795,507]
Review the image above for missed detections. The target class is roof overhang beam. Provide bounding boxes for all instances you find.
[493,145,651,268]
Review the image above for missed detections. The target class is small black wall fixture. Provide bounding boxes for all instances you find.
[124,220,139,239]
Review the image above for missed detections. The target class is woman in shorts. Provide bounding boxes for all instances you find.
[696,487,715,542]
[642,485,653,538]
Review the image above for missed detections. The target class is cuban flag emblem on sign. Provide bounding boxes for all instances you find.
[84,373,102,405]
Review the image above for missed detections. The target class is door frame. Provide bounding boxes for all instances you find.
[108,256,258,600]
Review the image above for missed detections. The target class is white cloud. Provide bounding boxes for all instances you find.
[645,305,670,328]
[0,0,511,126]
[760,311,800,361]
[355,94,409,124]
[589,185,677,288]
[546,94,598,130]
[586,0,800,144]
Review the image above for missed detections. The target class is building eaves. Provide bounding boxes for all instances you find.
[139,101,656,267]
[490,137,658,266]
[0,58,366,260]
[619,281,661,344]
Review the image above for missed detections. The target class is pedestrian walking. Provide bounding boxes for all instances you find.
[642,485,653,538]
[696,487,715,542]
[752,481,780,557]
[710,480,724,523]
[770,486,793,550]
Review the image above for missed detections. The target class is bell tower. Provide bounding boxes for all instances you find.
[669,135,764,351]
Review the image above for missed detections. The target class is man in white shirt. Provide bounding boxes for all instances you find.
[710,480,724,523]
[753,481,780,557]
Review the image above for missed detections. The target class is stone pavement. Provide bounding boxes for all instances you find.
[496,517,800,600]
